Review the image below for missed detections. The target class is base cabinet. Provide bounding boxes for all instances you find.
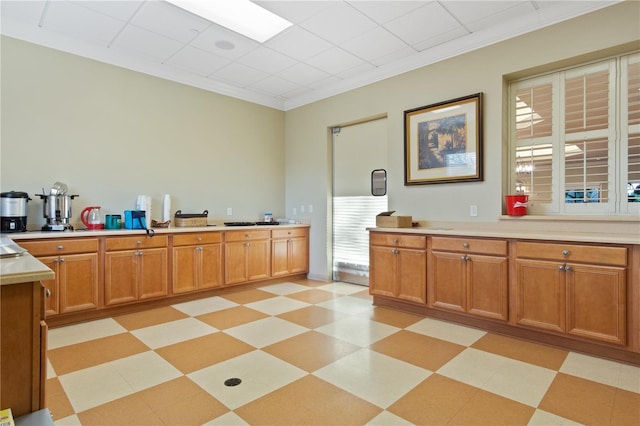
[17,239,99,316]
[369,233,426,304]
[515,241,627,345]
[225,230,270,285]
[271,228,309,277]
[104,236,168,306]
[172,233,223,294]
[430,237,508,321]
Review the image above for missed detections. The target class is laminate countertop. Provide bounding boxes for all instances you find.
[0,251,54,285]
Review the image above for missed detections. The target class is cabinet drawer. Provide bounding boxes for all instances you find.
[271,228,308,239]
[19,238,98,256]
[432,237,507,256]
[370,233,426,249]
[173,232,222,246]
[225,230,270,242]
[516,242,627,266]
[106,235,168,251]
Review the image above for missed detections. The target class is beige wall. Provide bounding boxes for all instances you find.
[1,36,285,226]
[285,1,640,280]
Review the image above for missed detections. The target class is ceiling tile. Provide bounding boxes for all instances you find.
[189,23,259,60]
[441,1,531,32]
[211,62,269,87]
[237,46,297,75]
[305,46,368,75]
[299,2,378,45]
[0,1,47,24]
[166,45,230,76]
[347,1,429,24]
[278,62,330,86]
[130,1,210,43]
[341,26,410,63]
[111,24,183,61]
[248,75,300,97]
[265,26,332,61]
[72,0,143,22]
[254,1,334,25]
[41,1,125,45]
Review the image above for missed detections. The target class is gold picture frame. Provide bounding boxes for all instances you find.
[404,93,483,185]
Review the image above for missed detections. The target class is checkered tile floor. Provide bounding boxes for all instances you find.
[46,280,640,425]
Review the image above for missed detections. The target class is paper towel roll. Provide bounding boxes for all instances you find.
[162,194,171,222]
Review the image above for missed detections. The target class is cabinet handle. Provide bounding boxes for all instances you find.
[562,250,570,256]
[137,240,142,245]
[45,288,51,297]
[463,243,469,249]
[245,234,251,238]
[392,239,398,243]
[196,237,202,241]
[57,245,63,250]
[461,255,466,261]
[558,265,565,270]
[565,265,571,271]
[59,258,65,262]
[246,242,251,247]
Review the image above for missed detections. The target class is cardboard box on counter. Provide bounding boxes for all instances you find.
[376,211,412,228]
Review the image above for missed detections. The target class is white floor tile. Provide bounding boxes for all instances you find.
[245,296,310,315]
[313,348,431,409]
[405,317,486,346]
[47,358,56,379]
[53,414,82,425]
[437,347,508,388]
[561,351,640,393]
[528,409,582,425]
[315,316,399,347]
[316,282,367,295]
[366,410,413,426]
[48,318,127,349]
[172,295,238,316]
[188,350,306,410]
[113,351,182,392]
[257,282,310,295]
[131,317,217,349]
[204,411,250,425]
[315,295,373,315]
[223,316,309,348]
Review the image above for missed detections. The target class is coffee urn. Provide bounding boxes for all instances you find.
[1,191,31,232]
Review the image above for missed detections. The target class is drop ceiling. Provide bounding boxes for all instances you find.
[0,0,619,111]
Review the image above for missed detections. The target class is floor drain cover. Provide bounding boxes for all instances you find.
[224,378,242,387]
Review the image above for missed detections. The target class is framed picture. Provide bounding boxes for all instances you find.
[404,93,483,185]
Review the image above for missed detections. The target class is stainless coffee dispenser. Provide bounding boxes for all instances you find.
[35,182,79,231]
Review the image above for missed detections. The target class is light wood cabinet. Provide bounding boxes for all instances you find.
[369,233,427,304]
[430,237,508,321]
[225,230,270,285]
[515,242,627,345]
[104,235,168,306]
[271,228,309,277]
[172,232,223,294]
[18,239,99,316]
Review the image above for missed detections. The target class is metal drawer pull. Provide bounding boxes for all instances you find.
[562,250,570,256]
[137,240,142,245]
[393,239,398,243]
[45,288,51,297]
[463,243,469,249]
[196,237,202,241]
[565,265,571,271]
[558,265,565,270]
[57,245,63,250]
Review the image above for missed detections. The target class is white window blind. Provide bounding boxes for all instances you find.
[624,54,640,209]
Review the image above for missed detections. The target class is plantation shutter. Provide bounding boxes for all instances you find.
[625,53,640,208]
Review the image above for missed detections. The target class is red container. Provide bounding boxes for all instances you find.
[506,194,528,216]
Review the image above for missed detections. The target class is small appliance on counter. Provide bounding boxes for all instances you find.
[80,206,104,230]
[35,182,78,231]
[0,191,31,232]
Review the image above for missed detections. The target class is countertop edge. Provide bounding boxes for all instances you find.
[0,252,55,285]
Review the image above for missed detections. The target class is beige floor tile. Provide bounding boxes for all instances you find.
[234,375,382,425]
[448,387,536,425]
[276,305,348,329]
[360,306,424,328]
[539,372,617,425]
[196,306,269,330]
[285,288,338,304]
[387,374,478,425]
[137,376,230,425]
[218,288,277,304]
[370,330,465,371]
[131,317,217,349]
[257,282,311,295]
[262,330,361,372]
[350,289,373,300]
[48,318,126,349]
[156,332,255,373]
[46,377,75,421]
[471,333,568,370]
[48,332,149,375]
[113,306,189,331]
[77,393,164,426]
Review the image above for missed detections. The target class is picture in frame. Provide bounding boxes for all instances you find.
[404,93,483,185]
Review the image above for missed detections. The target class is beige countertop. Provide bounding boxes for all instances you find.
[6,223,310,241]
[0,251,55,285]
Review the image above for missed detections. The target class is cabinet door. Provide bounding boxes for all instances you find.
[38,256,59,316]
[104,251,138,306]
[397,248,426,304]
[431,251,466,312]
[566,263,626,345]
[467,255,509,321]
[515,259,565,333]
[225,241,248,285]
[247,240,270,281]
[271,238,290,277]
[369,246,397,298]
[138,248,168,300]
[200,244,223,289]
[59,253,99,314]
[173,246,198,294]
[289,237,309,274]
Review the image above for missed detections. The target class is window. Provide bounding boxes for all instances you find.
[509,52,639,216]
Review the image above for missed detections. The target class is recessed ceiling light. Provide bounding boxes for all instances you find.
[166,0,293,43]
[215,40,235,50]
